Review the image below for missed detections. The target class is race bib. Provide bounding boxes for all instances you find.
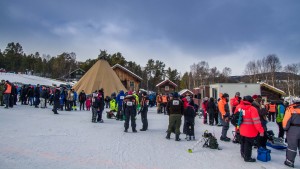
[127,101,133,106]
[120,96,124,99]
[173,100,179,105]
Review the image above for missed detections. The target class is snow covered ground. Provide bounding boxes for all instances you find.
[0,73,65,86]
[0,105,296,169]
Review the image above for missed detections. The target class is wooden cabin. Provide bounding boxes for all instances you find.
[178,89,194,97]
[260,82,286,102]
[68,68,86,81]
[193,86,210,107]
[112,64,142,92]
[156,79,177,94]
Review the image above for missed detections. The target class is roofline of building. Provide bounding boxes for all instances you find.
[112,64,143,81]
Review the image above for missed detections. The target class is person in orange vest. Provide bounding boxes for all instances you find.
[239,96,264,162]
[268,102,277,122]
[156,93,162,114]
[282,101,300,168]
[3,80,12,109]
[161,94,168,115]
[218,93,231,142]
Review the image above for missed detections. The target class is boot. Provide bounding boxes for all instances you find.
[284,160,294,168]
[132,128,137,133]
[175,134,181,141]
[166,133,171,139]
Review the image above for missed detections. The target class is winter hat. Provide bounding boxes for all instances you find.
[235,92,240,96]
[128,91,133,95]
[173,92,179,98]
[243,95,254,103]
[222,93,229,98]
[252,95,258,100]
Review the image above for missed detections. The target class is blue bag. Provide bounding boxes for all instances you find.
[257,147,271,162]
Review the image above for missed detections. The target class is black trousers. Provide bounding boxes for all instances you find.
[277,122,285,138]
[186,121,194,136]
[80,101,85,110]
[240,136,255,160]
[124,107,136,130]
[268,113,275,122]
[140,108,148,130]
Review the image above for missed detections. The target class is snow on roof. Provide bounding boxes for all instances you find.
[178,89,193,96]
[112,64,143,81]
[0,73,66,86]
[260,82,286,95]
[155,79,178,87]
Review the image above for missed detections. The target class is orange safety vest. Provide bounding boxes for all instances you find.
[162,95,168,103]
[283,105,300,129]
[269,104,276,113]
[4,83,12,94]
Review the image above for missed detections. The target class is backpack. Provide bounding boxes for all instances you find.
[203,131,219,149]
[208,135,219,149]
[231,108,243,127]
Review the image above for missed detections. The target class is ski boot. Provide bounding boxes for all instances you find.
[166,133,171,139]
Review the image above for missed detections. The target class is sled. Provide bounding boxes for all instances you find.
[266,137,287,150]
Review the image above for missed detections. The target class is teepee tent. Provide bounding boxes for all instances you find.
[72,59,127,96]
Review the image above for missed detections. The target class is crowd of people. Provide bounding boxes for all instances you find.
[1,79,300,167]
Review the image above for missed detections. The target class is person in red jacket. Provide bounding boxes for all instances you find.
[230,92,241,113]
[239,96,264,162]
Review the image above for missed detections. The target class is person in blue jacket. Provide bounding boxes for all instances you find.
[116,90,125,120]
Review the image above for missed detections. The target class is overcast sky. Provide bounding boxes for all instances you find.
[0,0,299,75]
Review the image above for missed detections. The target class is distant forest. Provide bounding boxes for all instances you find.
[0,42,299,96]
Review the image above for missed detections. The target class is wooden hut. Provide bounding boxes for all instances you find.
[260,82,286,101]
[156,79,177,94]
[112,64,142,92]
[178,89,194,97]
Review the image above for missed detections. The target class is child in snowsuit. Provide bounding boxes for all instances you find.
[86,96,91,111]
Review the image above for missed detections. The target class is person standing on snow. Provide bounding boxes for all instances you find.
[276,101,286,139]
[52,88,60,114]
[202,97,209,124]
[207,97,218,126]
[282,101,300,168]
[79,90,86,111]
[116,90,125,121]
[183,97,196,141]
[239,96,264,162]
[218,93,231,142]
[139,91,149,131]
[166,92,184,141]
[123,91,137,133]
[230,92,241,113]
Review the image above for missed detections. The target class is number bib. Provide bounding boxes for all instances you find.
[127,101,133,106]
[173,100,179,105]
[120,96,124,100]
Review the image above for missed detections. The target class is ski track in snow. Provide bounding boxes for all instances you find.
[0,105,298,169]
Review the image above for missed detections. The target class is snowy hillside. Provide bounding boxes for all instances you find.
[0,106,296,169]
[0,73,66,86]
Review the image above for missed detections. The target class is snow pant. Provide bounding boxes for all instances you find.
[97,108,103,122]
[167,114,182,135]
[183,117,187,134]
[29,97,33,106]
[277,122,285,138]
[157,103,161,113]
[208,110,215,125]
[52,101,59,114]
[214,112,219,125]
[140,107,148,130]
[203,111,207,124]
[67,100,73,111]
[92,107,98,122]
[161,103,167,114]
[286,126,300,164]
[268,112,275,122]
[124,107,137,130]
[34,96,40,107]
[117,104,123,119]
[185,120,195,137]
[240,136,255,160]
[40,98,45,108]
[80,101,85,110]
[3,94,10,108]
[9,94,14,107]
[221,117,229,138]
